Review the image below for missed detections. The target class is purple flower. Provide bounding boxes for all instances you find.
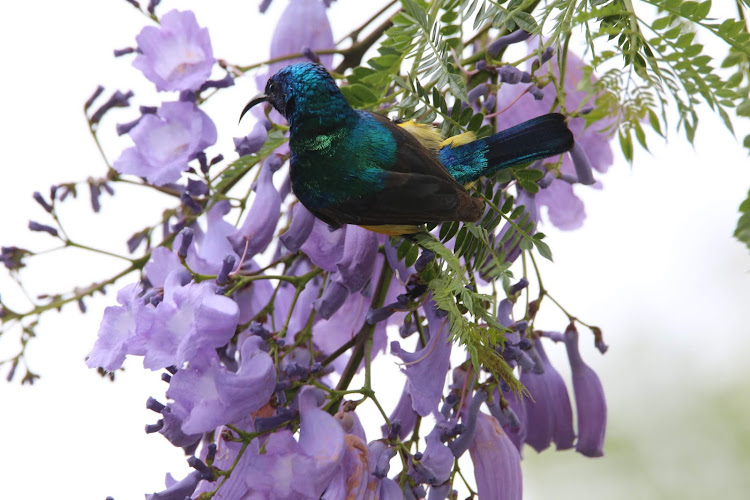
[322,433,370,499]
[133,10,214,92]
[487,30,531,57]
[537,179,585,230]
[233,162,281,259]
[493,46,615,230]
[233,121,268,157]
[565,325,607,457]
[383,385,418,440]
[416,426,454,484]
[267,0,335,75]
[142,273,239,370]
[336,225,379,293]
[272,261,320,340]
[86,283,149,371]
[313,283,372,370]
[367,441,402,496]
[469,413,522,500]
[313,277,351,320]
[520,337,575,452]
[146,399,202,450]
[291,387,347,497]
[146,470,203,500]
[300,220,345,272]
[384,238,415,284]
[144,247,182,288]
[391,301,452,416]
[166,336,275,434]
[114,101,217,186]
[280,202,316,252]
[179,201,237,275]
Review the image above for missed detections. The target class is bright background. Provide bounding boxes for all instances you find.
[1,1,749,499]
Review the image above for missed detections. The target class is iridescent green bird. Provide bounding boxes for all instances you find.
[240,62,574,236]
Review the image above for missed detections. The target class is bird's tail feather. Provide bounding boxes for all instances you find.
[439,113,574,185]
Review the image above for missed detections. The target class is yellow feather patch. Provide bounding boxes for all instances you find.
[360,224,421,236]
[439,131,476,149]
[397,120,477,151]
[397,120,444,151]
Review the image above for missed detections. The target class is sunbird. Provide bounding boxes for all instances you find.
[240,63,574,236]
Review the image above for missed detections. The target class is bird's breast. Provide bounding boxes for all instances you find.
[289,118,397,211]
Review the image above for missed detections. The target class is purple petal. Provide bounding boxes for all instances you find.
[300,219,345,272]
[383,385,418,440]
[166,337,274,435]
[469,413,522,500]
[384,237,414,284]
[86,283,149,371]
[268,0,334,74]
[321,433,370,499]
[133,10,215,92]
[391,301,452,417]
[234,162,281,258]
[565,326,607,457]
[569,142,595,185]
[293,387,346,497]
[280,202,316,252]
[536,179,585,231]
[146,470,202,500]
[143,278,238,369]
[185,201,237,275]
[520,337,575,452]
[336,225,379,293]
[313,277,350,320]
[420,426,454,484]
[114,101,216,186]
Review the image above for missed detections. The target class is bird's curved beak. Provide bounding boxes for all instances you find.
[239,93,268,124]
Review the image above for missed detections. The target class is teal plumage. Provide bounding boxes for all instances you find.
[240,63,574,235]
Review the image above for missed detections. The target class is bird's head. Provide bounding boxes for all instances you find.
[240,62,352,129]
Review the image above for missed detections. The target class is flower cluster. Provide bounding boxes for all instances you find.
[81,2,611,498]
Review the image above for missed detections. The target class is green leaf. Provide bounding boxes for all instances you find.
[467,112,484,132]
[619,129,633,162]
[405,242,420,267]
[532,237,553,261]
[397,238,413,261]
[737,100,750,117]
[648,109,664,137]
[634,122,648,150]
[340,84,378,107]
[734,189,750,252]
[652,16,671,30]
[512,12,539,33]
[514,169,544,182]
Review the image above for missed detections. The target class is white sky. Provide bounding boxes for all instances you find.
[1,1,749,499]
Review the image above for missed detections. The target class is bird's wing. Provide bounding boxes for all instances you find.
[314,112,482,227]
[315,170,481,226]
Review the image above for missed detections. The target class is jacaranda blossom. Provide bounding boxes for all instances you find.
[565,325,607,457]
[493,44,615,230]
[133,10,215,92]
[469,413,522,500]
[114,101,217,186]
[267,0,335,75]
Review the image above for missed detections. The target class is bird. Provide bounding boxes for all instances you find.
[240,62,574,236]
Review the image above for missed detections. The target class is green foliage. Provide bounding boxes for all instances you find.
[339,0,750,379]
[569,0,750,150]
[414,232,525,394]
[735,189,750,252]
[213,128,288,194]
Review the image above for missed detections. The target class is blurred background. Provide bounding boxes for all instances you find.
[1,1,749,499]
